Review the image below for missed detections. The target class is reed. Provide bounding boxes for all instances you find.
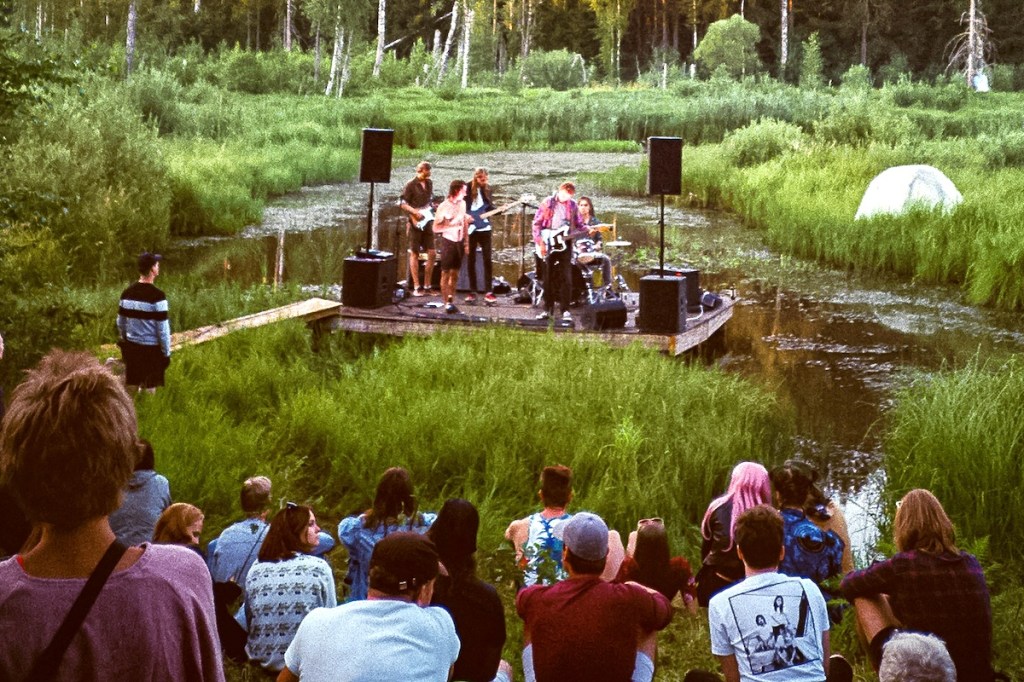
[884,357,1024,563]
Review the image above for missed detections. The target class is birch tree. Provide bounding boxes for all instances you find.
[588,0,637,81]
[436,0,459,83]
[125,0,137,77]
[372,0,386,76]
[779,0,788,76]
[460,1,474,88]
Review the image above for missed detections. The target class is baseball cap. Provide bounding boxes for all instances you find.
[563,512,609,561]
[137,252,162,274]
[369,531,440,593]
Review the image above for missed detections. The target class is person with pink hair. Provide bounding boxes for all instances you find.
[695,462,771,606]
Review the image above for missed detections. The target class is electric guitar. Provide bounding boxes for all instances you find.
[468,194,537,233]
[537,224,613,257]
[412,206,435,231]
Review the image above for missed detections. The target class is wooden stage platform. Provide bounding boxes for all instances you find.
[110,290,733,358]
[327,290,734,356]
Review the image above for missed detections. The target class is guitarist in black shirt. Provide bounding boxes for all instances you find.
[465,167,498,304]
[400,161,437,297]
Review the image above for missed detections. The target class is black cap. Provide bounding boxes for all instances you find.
[369,531,440,594]
[137,252,162,274]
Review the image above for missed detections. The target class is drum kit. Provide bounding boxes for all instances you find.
[517,223,632,308]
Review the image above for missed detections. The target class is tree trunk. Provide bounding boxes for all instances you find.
[36,2,43,39]
[437,0,459,84]
[285,0,292,51]
[373,0,387,77]
[194,0,200,13]
[313,23,321,85]
[779,0,788,75]
[521,0,532,59]
[461,2,474,88]
[327,24,343,95]
[340,38,353,96]
[966,0,978,86]
[125,0,137,77]
[860,13,868,65]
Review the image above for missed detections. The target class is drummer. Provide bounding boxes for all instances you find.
[576,196,613,290]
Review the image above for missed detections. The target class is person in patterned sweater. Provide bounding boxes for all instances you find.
[244,504,336,675]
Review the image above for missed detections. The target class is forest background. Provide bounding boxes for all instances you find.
[4,0,1024,677]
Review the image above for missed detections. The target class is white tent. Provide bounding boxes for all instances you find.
[854,165,963,220]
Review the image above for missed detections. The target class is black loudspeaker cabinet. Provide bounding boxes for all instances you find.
[456,250,486,292]
[647,136,683,196]
[343,253,396,308]
[359,128,394,183]
[580,298,628,330]
[638,275,687,334]
[648,266,700,312]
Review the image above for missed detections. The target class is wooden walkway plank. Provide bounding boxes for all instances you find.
[170,298,342,350]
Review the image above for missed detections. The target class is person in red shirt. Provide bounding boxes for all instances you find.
[516,512,673,682]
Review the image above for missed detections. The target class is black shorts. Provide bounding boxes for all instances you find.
[408,224,435,253]
[439,238,464,272]
[120,341,169,388]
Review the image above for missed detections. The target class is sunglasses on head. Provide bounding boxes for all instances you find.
[638,517,664,527]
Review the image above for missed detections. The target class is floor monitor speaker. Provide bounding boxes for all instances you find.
[647,137,683,196]
[343,254,396,308]
[638,275,686,334]
[648,266,701,312]
[359,128,394,183]
[580,298,628,330]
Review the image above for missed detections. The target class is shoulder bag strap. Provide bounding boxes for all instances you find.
[27,540,127,682]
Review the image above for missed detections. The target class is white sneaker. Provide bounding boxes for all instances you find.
[561,311,573,321]
[536,311,550,320]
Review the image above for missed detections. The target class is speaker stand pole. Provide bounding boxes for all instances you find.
[658,192,666,274]
[519,202,527,278]
[364,181,375,253]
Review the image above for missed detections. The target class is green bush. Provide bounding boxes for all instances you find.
[990,64,1023,92]
[0,79,169,282]
[520,49,589,91]
[840,64,873,91]
[722,118,805,166]
[124,67,186,135]
[201,46,318,95]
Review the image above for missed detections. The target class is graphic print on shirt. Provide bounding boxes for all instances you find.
[727,581,820,675]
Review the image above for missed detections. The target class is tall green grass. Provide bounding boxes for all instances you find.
[142,321,799,680]
[884,357,1024,563]
[142,322,792,541]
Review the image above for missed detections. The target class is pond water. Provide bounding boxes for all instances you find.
[169,152,1024,554]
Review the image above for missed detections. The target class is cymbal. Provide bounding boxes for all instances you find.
[588,223,615,230]
[603,240,632,247]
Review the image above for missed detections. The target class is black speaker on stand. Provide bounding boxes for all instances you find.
[343,128,396,308]
[639,136,684,331]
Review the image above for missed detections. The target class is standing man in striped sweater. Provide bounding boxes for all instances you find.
[117,252,171,394]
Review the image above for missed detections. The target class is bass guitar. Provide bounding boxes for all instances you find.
[468,194,537,233]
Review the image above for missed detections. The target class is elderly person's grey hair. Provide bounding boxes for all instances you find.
[879,632,956,682]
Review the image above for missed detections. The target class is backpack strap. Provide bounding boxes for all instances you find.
[28,540,127,681]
